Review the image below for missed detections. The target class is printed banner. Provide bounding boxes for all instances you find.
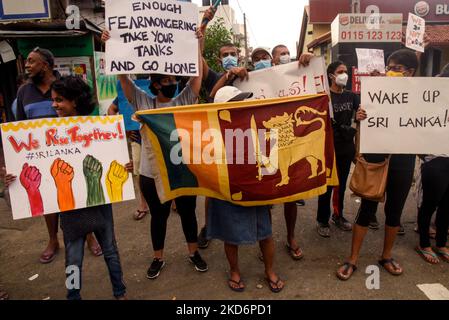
[136,94,338,206]
[105,0,199,76]
[360,77,449,155]
[234,58,329,100]
[1,116,135,220]
[94,51,118,115]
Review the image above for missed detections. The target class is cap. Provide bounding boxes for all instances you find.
[251,47,272,61]
[214,86,253,103]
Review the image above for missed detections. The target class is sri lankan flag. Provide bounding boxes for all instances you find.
[136,94,338,206]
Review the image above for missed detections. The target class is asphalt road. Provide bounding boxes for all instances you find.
[0,176,448,300]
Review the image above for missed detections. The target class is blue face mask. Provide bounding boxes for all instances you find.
[254,59,271,70]
[222,55,238,70]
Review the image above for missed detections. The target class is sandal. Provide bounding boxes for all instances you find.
[286,243,304,260]
[228,278,245,292]
[378,258,403,276]
[434,247,449,263]
[265,277,284,293]
[133,209,149,220]
[336,262,357,281]
[416,247,439,264]
[39,244,59,264]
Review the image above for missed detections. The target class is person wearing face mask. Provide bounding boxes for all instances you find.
[337,49,418,280]
[316,61,359,238]
[271,45,291,66]
[102,28,208,279]
[251,47,273,71]
[15,47,102,264]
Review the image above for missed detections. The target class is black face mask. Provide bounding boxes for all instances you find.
[159,83,178,99]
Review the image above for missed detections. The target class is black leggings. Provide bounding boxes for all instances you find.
[317,148,354,224]
[355,156,414,228]
[139,175,198,251]
[418,157,449,248]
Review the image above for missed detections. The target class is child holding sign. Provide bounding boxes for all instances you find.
[5,76,129,300]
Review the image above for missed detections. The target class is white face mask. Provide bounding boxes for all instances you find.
[279,54,291,64]
[335,73,348,87]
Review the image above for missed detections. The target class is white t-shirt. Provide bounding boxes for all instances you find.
[129,81,197,178]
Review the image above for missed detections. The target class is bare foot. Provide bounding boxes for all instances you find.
[86,233,102,257]
[39,239,59,264]
[228,271,245,292]
[265,272,284,293]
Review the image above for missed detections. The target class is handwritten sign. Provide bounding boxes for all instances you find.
[95,51,118,115]
[1,116,135,220]
[360,77,449,155]
[234,57,329,100]
[406,13,425,53]
[105,0,199,76]
[356,48,385,74]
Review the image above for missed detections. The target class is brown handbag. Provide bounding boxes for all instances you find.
[349,123,390,202]
[349,154,390,202]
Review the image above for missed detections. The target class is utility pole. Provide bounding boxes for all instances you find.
[243,13,249,67]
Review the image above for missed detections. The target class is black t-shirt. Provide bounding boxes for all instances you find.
[330,90,360,145]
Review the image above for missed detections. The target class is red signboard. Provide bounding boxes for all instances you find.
[351,67,369,94]
[310,0,449,24]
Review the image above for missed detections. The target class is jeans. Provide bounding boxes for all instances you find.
[64,205,126,300]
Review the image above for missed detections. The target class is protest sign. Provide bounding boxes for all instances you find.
[351,67,369,94]
[356,48,385,74]
[94,51,118,115]
[234,57,329,100]
[1,116,135,220]
[406,13,425,53]
[104,0,199,76]
[360,77,449,155]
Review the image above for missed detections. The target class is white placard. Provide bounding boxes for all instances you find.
[1,116,135,220]
[0,41,15,63]
[331,14,403,46]
[406,13,426,53]
[356,48,385,74]
[104,0,199,76]
[360,77,449,155]
[234,57,329,100]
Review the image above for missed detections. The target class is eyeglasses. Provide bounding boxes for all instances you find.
[385,65,407,72]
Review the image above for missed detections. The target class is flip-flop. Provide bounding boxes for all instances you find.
[416,247,439,264]
[336,262,357,281]
[39,246,59,264]
[434,248,449,263]
[285,243,304,260]
[265,277,284,293]
[228,278,245,292]
[378,258,403,276]
[133,209,149,220]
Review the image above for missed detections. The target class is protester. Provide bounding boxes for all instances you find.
[107,97,150,221]
[337,49,419,280]
[15,47,102,263]
[6,76,128,300]
[416,63,449,264]
[196,6,249,249]
[271,45,291,65]
[316,61,358,237]
[208,86,284,293]
[102,29,208,279]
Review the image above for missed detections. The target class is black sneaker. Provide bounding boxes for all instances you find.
[197,226,209,249]
[398,224,405,236]
[189,251,208,272]
[146,258,165,279]
[368,216,380,230]
[332,215,352,231]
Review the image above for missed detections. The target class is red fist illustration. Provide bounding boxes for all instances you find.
[20,163,44,217]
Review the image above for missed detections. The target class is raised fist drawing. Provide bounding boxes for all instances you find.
[20,163,44,217]
[51,158,75,212]
[106,160,129,202]
[83,155,105,206]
